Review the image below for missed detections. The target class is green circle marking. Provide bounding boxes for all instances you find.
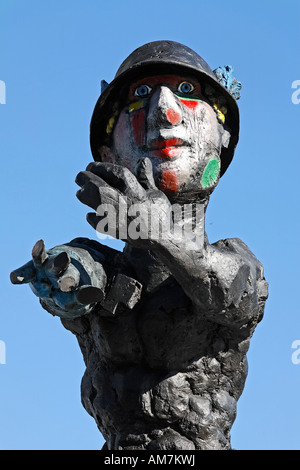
[201,159,220,189]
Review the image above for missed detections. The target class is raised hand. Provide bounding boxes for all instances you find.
[75,158,173,249]
[10,240,106,319]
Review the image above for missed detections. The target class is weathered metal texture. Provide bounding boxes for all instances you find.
[10,41,268,451]
[60,236,268,450]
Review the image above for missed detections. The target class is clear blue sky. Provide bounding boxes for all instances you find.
[1,0,299,450]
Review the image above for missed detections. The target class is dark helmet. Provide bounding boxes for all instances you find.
[90,40,240,177]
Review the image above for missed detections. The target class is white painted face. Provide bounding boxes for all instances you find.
[100,75,230,202]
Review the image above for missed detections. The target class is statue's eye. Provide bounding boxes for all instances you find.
[178,81,194,94]
[134,85,152,97]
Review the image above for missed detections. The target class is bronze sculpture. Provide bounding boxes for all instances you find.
[10,41,268,450]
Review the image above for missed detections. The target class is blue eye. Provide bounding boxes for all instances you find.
[178,81,194,94]
[134,85,152,97]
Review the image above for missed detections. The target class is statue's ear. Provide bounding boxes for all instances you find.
[98,145,115,163]
[221,128,231,149]
[101,80,109,93]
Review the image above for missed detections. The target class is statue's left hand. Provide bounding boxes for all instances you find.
[76,158,173,249]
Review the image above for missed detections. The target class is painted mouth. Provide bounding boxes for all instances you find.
[149,138,187,159]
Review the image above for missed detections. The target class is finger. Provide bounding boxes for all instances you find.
[32,240,48,266]
[86,212,118,239]
[135,157,157,190]
[86,212,100,231]
[10,260,36,285]
[87,211,128,240]
[77,183,121,213]
[75,170,111,189]
[76,185,100,211]
[52,251,71,275]
[86,162,145,201]
[76,171,110,206]
[76,170,119,211]
[76,285,104,305]
[57,264,80,292]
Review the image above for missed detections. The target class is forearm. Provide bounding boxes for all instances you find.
[151,235,210,307]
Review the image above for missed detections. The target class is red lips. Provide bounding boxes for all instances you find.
[150,138,185,159]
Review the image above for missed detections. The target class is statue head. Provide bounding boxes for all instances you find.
[90,41,240,203]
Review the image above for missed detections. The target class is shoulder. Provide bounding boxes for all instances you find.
[212,237,264,278]
[212,237,268,304]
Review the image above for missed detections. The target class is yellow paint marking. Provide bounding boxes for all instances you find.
[129,100,144,112]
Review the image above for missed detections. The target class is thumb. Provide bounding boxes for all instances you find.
[135,157,157,190]
[10,260,36,284]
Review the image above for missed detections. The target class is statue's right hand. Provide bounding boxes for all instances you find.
[10,240,106,319]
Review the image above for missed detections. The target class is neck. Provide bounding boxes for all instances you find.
[166,191,210,208]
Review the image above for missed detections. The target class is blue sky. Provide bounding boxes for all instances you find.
[1,0,299,450]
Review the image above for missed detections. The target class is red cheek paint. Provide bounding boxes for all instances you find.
[130,108,146,146]
[179,98,200,111]
[166,108,181,125]
[158,170,179,193]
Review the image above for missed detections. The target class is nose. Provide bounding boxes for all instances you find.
[147,86,182,128]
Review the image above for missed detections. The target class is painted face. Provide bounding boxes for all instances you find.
[105,75,230,201]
